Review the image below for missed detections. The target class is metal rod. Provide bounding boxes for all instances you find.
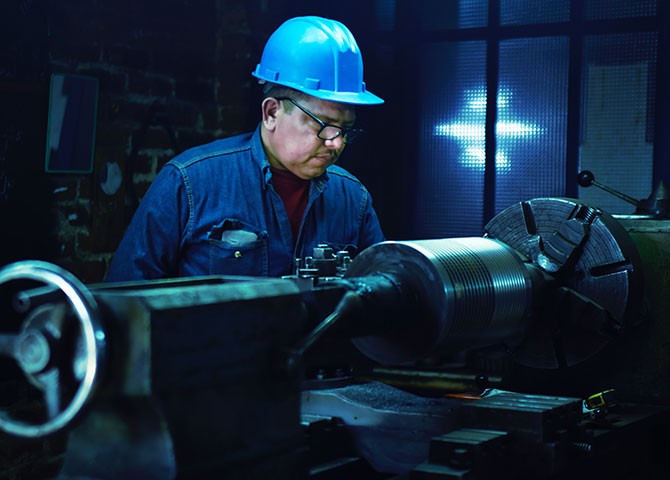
[12,286,64,313]
[293,310,341,358]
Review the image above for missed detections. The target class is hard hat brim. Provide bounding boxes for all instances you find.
[253,73,384,105]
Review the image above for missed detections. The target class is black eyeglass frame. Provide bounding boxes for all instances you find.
[275,97,364,144]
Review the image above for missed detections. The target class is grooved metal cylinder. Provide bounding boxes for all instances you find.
[344,237,536,365]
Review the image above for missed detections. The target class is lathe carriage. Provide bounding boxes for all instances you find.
[1,176,670,479]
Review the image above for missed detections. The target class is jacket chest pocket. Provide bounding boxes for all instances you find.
[208,219,269,276]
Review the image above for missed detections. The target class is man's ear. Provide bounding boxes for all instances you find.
[262,97,282,131]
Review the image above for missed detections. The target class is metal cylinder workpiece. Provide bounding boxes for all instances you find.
[344,237,536,365]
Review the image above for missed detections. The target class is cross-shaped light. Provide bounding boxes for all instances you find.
[434,87,545,172]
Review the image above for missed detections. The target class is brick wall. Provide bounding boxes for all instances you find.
[1,0,279,282]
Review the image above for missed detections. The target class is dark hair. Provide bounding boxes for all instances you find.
[262,83,309,111]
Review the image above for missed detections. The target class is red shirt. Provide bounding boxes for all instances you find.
[271,167,309,244]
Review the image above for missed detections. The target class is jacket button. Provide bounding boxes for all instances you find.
[234,251,242,258]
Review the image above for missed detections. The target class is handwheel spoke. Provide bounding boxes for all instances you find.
[37,369,61,420]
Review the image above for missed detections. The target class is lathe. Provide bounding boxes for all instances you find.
[1,172,669,479]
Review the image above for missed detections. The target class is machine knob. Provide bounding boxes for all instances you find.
[577,170,595,187]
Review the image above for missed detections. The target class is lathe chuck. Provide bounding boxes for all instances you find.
[485,197,643,368]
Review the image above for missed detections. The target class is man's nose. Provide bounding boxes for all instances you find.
[324,135,345,149]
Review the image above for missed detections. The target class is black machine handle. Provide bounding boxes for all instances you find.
[577,170,640,206]
[578,170,670,217]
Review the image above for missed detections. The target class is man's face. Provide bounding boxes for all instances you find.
[263,96,356,180]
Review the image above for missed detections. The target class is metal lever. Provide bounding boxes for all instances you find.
[577,170,640,206]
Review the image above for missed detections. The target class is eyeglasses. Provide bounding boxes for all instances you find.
[275,97,364,144]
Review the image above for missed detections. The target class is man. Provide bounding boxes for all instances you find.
[105,16,385,281]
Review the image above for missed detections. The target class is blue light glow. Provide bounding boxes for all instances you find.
[434,87,544,172]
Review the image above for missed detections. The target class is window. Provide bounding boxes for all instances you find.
[408,0,659,237]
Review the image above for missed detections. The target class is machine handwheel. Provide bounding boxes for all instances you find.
[0,261,105,437]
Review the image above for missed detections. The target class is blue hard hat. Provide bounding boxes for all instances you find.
[252,16,384,105]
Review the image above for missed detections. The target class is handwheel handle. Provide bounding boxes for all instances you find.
[0,260,106,437]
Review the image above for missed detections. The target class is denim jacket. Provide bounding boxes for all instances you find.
[105,125,385,281]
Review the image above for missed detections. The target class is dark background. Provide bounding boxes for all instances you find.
[1,0,667,282]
